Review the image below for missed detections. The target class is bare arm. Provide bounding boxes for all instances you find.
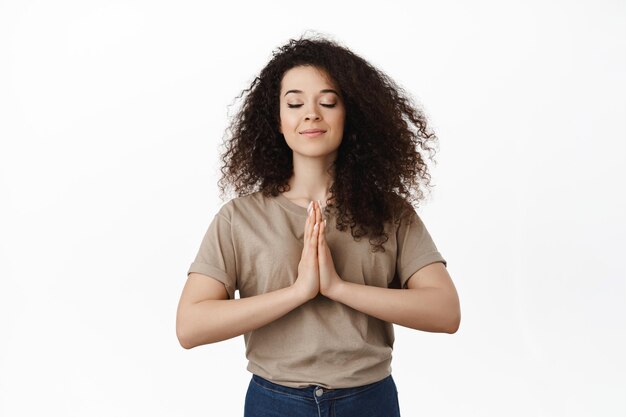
[177,201,323,349]
[176,273,310,349]
[326,262,461,333]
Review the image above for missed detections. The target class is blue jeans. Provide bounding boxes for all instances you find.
[244,373,401,417]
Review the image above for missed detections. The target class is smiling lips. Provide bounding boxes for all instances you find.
[300,128,326,137]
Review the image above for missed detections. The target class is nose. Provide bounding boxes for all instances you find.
[304,104,322,121]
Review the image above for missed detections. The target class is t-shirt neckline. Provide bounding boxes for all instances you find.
[274,193,309,216]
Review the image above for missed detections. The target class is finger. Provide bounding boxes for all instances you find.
[305,201,314,239]
[311,221,319,247]
[318,219,326,250]
[315,200,322,225]
[301,205,312,257]
[317,202,324,236]
[305,202,314,245]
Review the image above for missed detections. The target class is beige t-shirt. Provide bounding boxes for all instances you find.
[187,191,447,388]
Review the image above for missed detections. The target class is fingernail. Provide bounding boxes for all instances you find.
[307,201,313,215]
[323,219,327,227]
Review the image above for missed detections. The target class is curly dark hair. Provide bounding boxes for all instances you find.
[217,32,441,252]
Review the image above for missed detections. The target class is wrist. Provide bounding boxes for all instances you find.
[290,281,315,303]
[324,279,346,301]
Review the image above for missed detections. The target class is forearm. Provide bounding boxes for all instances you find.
[328,281,460,333]
[178,285,307,348]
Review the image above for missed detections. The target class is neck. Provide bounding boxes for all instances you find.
[285,152,336,203]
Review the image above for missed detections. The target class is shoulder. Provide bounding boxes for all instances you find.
[228,190,267,209]
[217,190,270,219]
[391,197,420,227]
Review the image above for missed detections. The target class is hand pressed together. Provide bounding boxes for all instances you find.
[293,200,343,301]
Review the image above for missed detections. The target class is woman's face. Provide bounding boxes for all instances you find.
[279,65,346,160]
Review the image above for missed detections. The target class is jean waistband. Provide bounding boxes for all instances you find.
[251,374,393,401]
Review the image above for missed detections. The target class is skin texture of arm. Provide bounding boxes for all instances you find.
[325,262,461,334]
[177,200,322,349]
[314,202,460,334]
[176,273,309,349]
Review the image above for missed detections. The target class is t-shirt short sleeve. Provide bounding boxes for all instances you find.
[396,207,447,289]
[187,205,237,299]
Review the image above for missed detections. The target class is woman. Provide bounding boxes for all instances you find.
[176,33,461,417]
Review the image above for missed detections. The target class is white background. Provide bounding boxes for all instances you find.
[1,1,625,416]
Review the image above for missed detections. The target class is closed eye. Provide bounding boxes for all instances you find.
[287,104,337,108]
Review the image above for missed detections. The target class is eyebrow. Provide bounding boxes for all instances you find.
[284,89,340,97]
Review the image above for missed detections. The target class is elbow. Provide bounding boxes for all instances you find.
[445,310,461,334]
[445,320,460,334]
[443,293,461,334]
[176,326,194,350]
[176,314,198,349]
[176,318,219,348]
[178,338,194,350]
[176,306,207,349]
